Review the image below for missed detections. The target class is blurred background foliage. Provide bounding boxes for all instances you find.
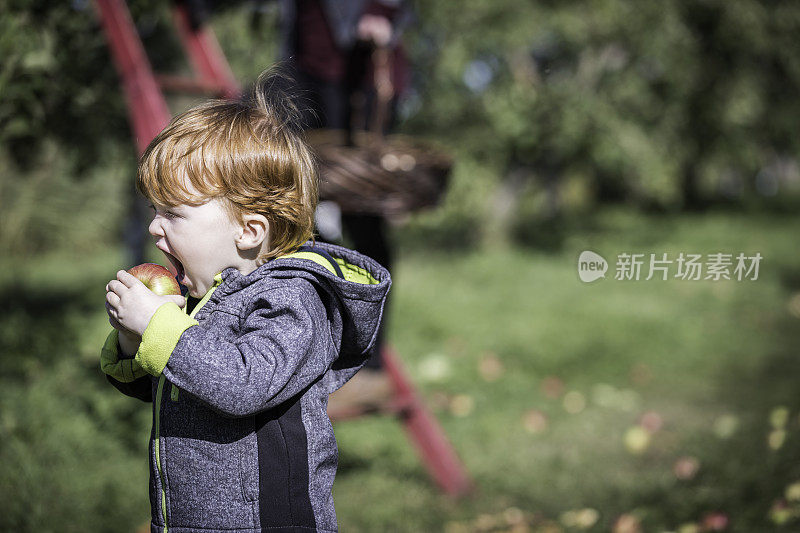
[2,0,800,531]
[401,0,800,248]
[2,0,800,258]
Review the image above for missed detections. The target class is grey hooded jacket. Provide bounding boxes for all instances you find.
[101,242,391,532]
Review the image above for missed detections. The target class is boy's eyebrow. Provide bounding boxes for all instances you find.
[148,202,177,212]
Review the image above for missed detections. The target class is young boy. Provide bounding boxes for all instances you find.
[101,71,391,532]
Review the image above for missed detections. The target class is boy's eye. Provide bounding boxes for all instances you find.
[148,203,180,219]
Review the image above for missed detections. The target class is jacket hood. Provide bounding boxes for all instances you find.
[211,241,391,381]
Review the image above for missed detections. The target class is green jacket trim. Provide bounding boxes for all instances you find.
[100,329,148,383]
[280,251,339,276]
[135,272,223,377]
[334,258,380,285]
[280,251,379,284]
[135,303,198,376]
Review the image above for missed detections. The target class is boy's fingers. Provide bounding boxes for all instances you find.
[164,295,187,308]
[117,270,142,288]
[106,291,121,307]
[107,280,125,295]
[107,310,122,329]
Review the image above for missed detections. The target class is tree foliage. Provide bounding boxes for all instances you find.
[0,0,129,171]
[404,0,800,211]
[2,0,800,255]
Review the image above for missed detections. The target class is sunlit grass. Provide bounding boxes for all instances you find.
[2,208,800,531]
[333,208,800,532]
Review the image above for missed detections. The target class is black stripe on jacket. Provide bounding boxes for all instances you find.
[256,397,317,530]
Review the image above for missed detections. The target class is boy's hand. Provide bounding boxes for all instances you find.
[105,270,186,337]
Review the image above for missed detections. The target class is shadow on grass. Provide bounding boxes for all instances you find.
[337,448,432,487]
[0,282,97,380]
[779,266,800,293]
[393,211,483,254]
[511,209,654,253]
[336,450,373,473]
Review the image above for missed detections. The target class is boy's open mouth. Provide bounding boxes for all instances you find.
[163,251,186,286]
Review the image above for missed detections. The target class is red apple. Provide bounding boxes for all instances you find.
[127,263,181,296]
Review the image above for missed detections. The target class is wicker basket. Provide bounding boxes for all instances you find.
[307,128,452,217]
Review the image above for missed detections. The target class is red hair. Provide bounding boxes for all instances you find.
[137,70,317,262]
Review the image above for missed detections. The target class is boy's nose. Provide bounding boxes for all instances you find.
[148,216,164,237]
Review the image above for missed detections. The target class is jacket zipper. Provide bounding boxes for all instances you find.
[153,274,223,531]
[155,374,168,532]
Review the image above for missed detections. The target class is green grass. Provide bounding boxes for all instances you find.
[2,208,800,531]
[333,208,800,532]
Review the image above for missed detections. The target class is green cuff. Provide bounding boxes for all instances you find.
[100,329,148,383]
[135,302,198,376]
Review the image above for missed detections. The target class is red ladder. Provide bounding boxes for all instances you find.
[94,0,473,498]
[95,0,238,155]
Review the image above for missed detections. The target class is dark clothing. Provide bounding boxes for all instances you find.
[295,0,344,81]
[279,0,411,63]
[282,0,410,366]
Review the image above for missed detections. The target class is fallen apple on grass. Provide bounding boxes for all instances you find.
[127,263,181,296]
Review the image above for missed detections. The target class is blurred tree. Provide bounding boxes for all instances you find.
[1,0,124,172]
[2,0,799,248]
[0,0,279,173]
[0,0,186,173]
[0,0,279,259]
[401,0,800,243]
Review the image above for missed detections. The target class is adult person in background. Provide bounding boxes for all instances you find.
[277,0,412,410]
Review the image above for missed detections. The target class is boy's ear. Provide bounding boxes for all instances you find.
[236,213,269,251]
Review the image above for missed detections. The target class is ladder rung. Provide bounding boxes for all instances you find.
[155,74,230,97]
[327,394,415,421]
